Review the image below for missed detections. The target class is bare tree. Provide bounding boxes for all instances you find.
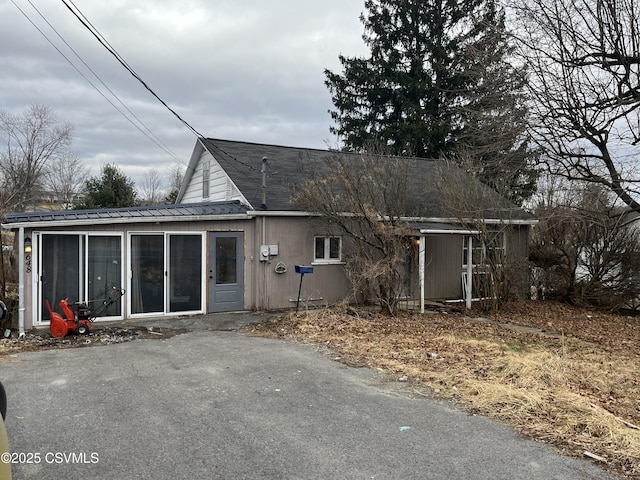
[510,0,640,212]
[139,168,164,205]
[0,104,73,213]
[530,176,640,309]
[45,154,88,209]
[529,182,584,301]
[436,153,532,311]
[0,104,74,305]
[292,146,413,315]
[163,164,184,204]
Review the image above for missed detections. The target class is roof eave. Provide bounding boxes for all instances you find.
[401,216,538,226]
[2,213,252,230]
[419,228,481,235]
[246,211,537,225]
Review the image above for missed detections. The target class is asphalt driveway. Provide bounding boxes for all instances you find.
[1,316,614,480]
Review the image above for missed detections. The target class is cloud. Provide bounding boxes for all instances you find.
[0,0,367,186]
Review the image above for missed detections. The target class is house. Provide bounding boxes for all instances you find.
[2,138,536,335]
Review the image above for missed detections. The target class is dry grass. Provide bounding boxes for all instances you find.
[246,301,640,479]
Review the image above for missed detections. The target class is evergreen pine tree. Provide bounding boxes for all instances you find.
[77,163,138,209]
[325,0,537,204]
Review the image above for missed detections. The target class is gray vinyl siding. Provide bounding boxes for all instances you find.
[424,235,465,300]
[254,216,351,310]
[20,216,351,327]
[505,225,531,297]
[506,225,529,261]
[17,213,532,330]
[408,226,532,302]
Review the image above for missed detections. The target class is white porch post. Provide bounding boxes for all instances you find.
[466,235,473,310]
[419,235,425,314]
[18,227,26,338]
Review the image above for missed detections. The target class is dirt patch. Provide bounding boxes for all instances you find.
[0,325,187,358]
[245,301,640,479]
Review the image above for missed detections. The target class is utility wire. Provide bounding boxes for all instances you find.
[10,0,179,161]
[61,0,262,174]
[16,0,264,180]
[62,0,204,139]
[22,0,179,161]
[65,0,140,88]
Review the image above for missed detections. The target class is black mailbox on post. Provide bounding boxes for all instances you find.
[294,265,313,311]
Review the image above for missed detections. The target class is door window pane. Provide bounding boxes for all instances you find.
[88,236,122,317]
[216,237,237,284]
[169,235,202,312]
[131,235,164,314]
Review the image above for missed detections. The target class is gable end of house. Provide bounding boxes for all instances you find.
[177,138,251,207]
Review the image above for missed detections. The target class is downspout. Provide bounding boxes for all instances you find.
[419,236,425,314]
[261,157,267,310]
[17,227,26,338]
[261,216,267,310]
[466,236,473,310]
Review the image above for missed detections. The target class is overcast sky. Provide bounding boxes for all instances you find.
[0,0,367,189]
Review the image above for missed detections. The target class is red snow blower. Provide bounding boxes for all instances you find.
[47,286,125,338]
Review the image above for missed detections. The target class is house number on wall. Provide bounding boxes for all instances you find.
[26,254,31,273]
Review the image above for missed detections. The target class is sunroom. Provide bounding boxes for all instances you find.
[3,201,250,335]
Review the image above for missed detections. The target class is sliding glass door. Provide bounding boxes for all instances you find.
[39,233,123,322]
[130,235,164,314]
[37,231,203,321]
[169,235,202,312]
[41,234,82,321]
[86,236,122,316]
[129,233,203,315]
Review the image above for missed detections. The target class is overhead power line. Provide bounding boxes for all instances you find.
[61,0,264,174]
[61,0,204,139]
[15,0,264,175]
[10,0,180,161]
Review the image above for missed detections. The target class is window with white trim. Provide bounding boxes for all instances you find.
[314,236,341,263]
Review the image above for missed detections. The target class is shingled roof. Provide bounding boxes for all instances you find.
[198,138,536,222]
